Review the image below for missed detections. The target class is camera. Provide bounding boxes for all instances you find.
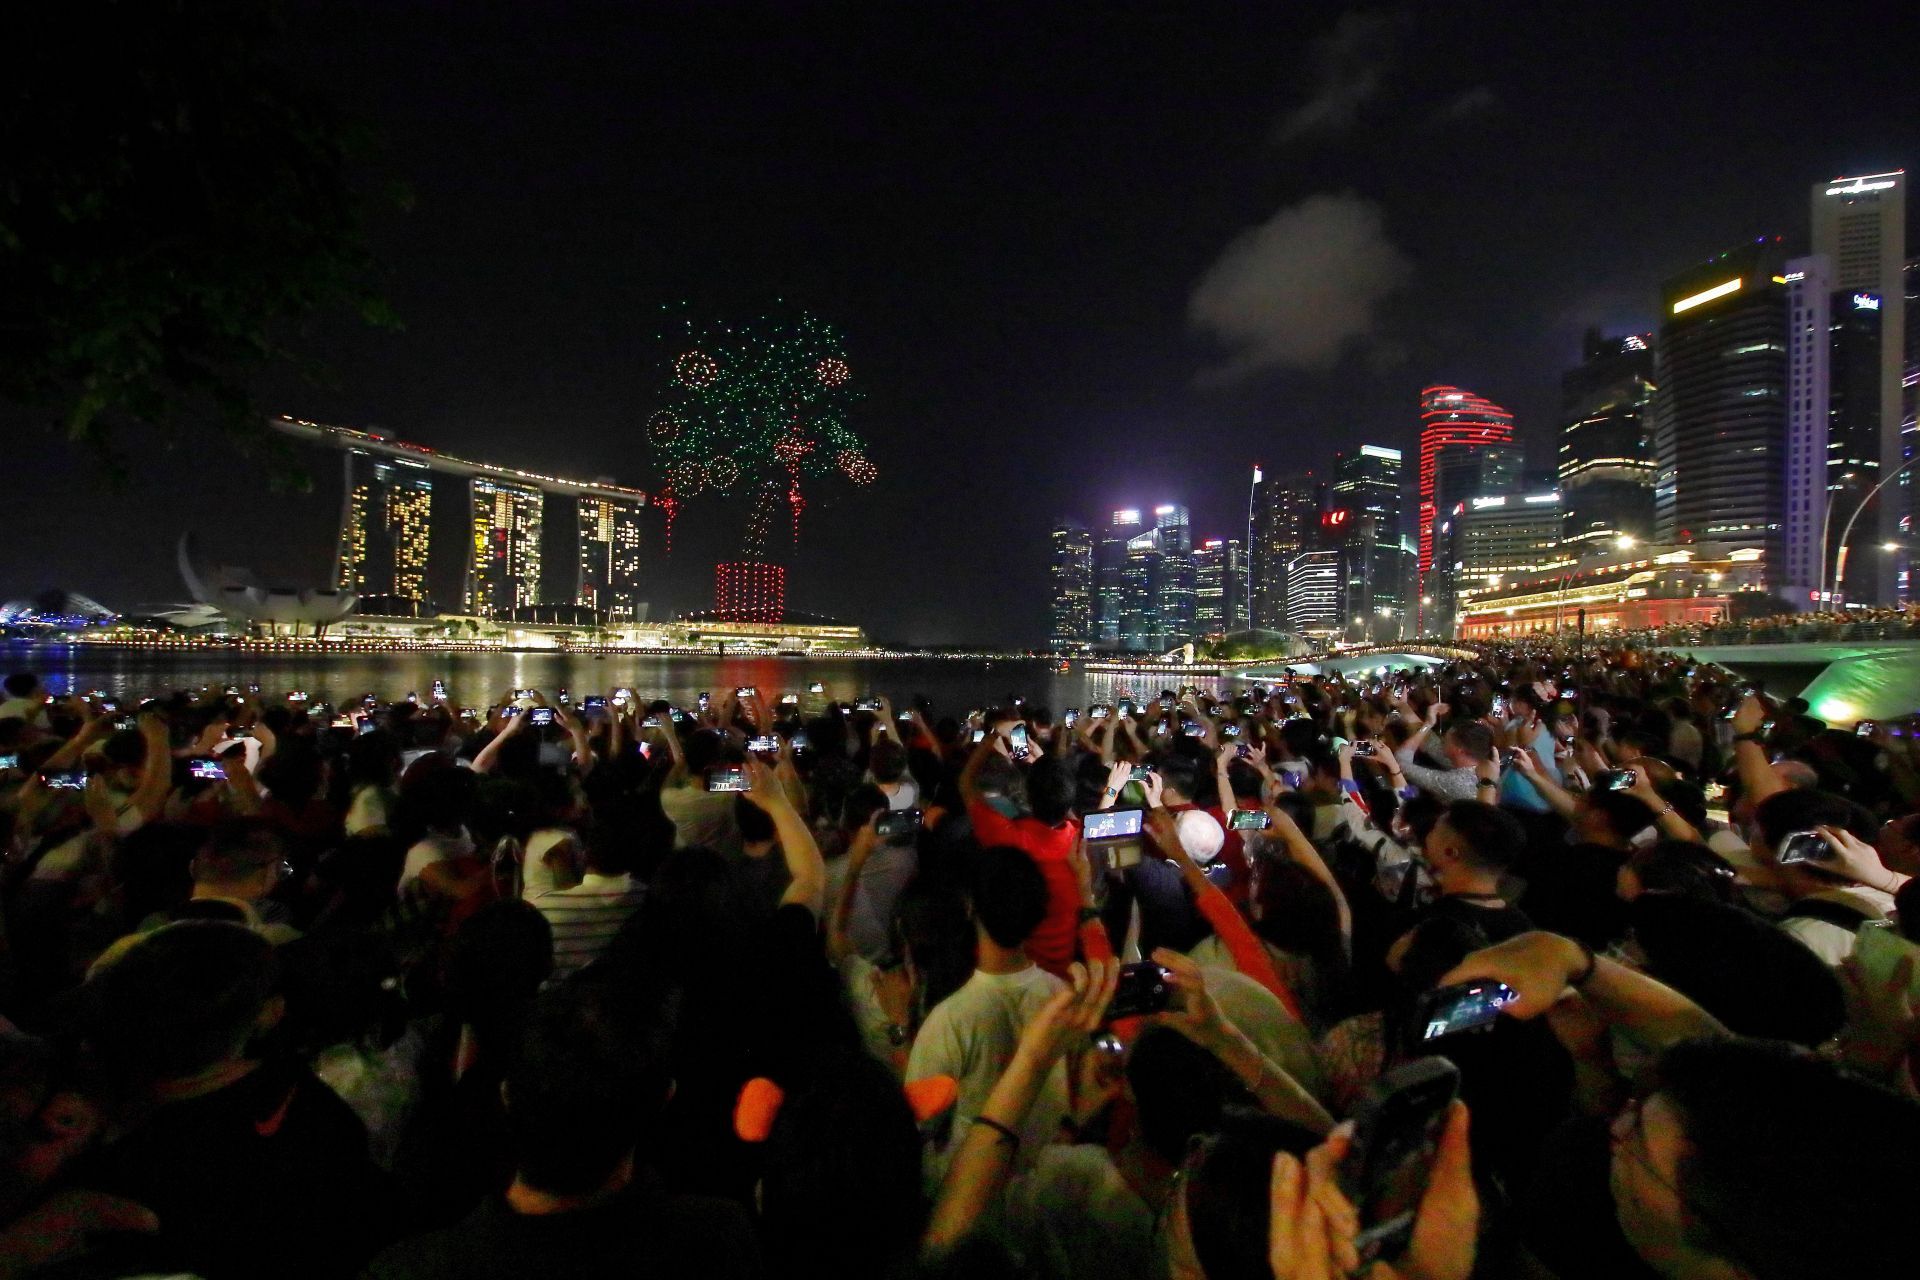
[706,766,750,793]
[1107,963,1174,1019]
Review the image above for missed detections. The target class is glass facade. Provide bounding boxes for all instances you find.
[334,452,434,605]
[1048,521,1095,647]
[466,477,545,616]
[1559,331,1656,554]
[576,495,645,620]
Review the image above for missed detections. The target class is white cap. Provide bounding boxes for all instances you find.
[1176,809,1226,864]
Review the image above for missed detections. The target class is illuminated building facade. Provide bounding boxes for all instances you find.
[1250,470,1320,631]
[1418,386,1516,627]
[1559,332,1656,554]
[1332,445,1408,641]
[1194,539,1246,634]
[1784,258,1833,606]
[1454,544,1767,639]
[1813,171,1906,602]
[1285,546,1340,636]
[466,477,545,617]
[1095,509,1143,648]
[1442,490,1569,635]
[1049,521,1095,648]
[1153,504,1196,646]
[576,495,645,621]
[1652,240,1790,578]
[334,452,433,604]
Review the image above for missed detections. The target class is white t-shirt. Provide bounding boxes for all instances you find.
[1779,885,1895,966]
[906,964,1068,1183]
[399,829,476,889]
[344,784,392,837]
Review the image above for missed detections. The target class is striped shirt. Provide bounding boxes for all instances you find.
[533,873,646,982]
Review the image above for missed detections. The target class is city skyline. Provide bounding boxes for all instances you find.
[7,6,1918,646]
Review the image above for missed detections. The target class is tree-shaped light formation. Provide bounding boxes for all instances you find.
[650,306,875,619]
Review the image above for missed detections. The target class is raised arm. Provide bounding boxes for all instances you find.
[1728,692,1784,807]
[826,812,881,964]
[470,706,526,775]
[744,757,826,917]
[1153,947,1333,1135]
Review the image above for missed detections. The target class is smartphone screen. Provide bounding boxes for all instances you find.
[0,754,19,771]
[188,758,226,781]
[41,770,89,790]
[706,766,750,793]
[1411,980,1518,1042]
[1340,1058,1461,1266]
[1084,808,1145,840]
[876,808,923,840]
[1107,963,1173,1018]
[747,735,779,753]
[1228,808,1272,832]
[1008,724,1030,756]
[529,707,555,727]
[583,696,607,711]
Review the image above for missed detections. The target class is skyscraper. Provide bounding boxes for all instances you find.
[1331,445,1407,641]
[1783,257,1833,606]
[1829,287,1888,602]
[1095,509,1143,647]
[576,495,645,621]
[334,451,433,605]
[1152,504,1196,646]
[1559,331,1656,555]
[1813,171,1907,601]
[1118,529,1161,652]
[466,477,545,616]
[1418,385,1516,627]
[1049,520,1095,648]
[1442,489,1567,634]
[1249,470,1319,631]
[1286,545,1340,636]
[1652,240,1790,577]
[1193,539,1245,634]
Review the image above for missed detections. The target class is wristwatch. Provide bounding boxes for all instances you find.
[1475,777,1498,789]
[1732,730,1766,745]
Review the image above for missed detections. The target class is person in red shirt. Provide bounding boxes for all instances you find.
[957,716,1082,978]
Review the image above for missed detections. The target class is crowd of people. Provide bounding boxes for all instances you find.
[1610,602,1920,648]
[0,649,1916,1278]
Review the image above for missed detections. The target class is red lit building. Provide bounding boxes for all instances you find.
[1418,385,1517,629]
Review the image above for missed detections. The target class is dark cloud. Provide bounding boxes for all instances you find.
[1272,9,1410,144]
[1188,192,1411,383]
[1424,84,1499,128]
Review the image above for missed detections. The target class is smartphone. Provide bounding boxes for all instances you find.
[113,716,137,732]
[1107,962,1174,1018]
[734,687,756,699]
[670,708,687,723]
[876,808,923,841]
[1090,706,1110,720]
[1411,980,1518,1042]
[808,682,826,694]
[0,753,18,771]
[1856,721,1878,738]
[697,692,711,710]
[187,758,226,781]
[1063,708,1080,728]
[407,692,419,704]
[1220,722,1240,738]
[1775,830,1834,865]
[1354,740,1377,758]
[1128,763,1152,782]
[331,716,355,729]
[781,694,799,706]
[747,734,780,754]
[1158,695,1174,709]
[706,765,750,793]
[971,728,986,743]
[1340,1058,1462,1266]
[226,726,252,740]
[583,696,608,711]
[1597,769,1636,792]
[791,731,812,751]
[855,699,883,712]
[41,769,88,790]
[529,707,556,727]
[1180,720,1207,737]
[1228,809,1272,832]
[1084,808,1145,841]
[285,691,308,703]
[1008,724,1030,758]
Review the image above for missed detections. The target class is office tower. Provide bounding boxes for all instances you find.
[1194,539,1245,634]
[1118,528,1161,651]
[575,494,645,621]
[1095,509,1143,647]
[466,477,545,616]
[1249,470,1319,630]
[1813,171,1907,601]
[1332,445,1407,641]
[1783,258,1833,605]
[1829,287,1888,602]
[334,452,433,604]
[1442,489,1567,634]
[1286,546,1340,635]
[1905,256,1920,602]
[1559,331,1656,555]
[1153,504,1196,646]
[1048,521,1095,648]
[1417,385,1517,627]
[1652,240,1791,578]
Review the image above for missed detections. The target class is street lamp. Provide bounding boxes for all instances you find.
[1826,454,1920,610]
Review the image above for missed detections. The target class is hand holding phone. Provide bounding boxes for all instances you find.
[1334,1058,1468,1268]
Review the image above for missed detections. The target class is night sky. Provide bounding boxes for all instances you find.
[8,2,1918,645]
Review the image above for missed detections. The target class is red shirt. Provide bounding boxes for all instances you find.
[969,800,1082,979]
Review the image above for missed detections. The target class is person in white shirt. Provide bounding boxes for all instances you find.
[531,834,645,983]
[1748,791,1905,965]
[0,672,49,728]
[906,845,1067,1182]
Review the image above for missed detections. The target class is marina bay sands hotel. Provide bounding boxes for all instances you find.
[269,416,648,621]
